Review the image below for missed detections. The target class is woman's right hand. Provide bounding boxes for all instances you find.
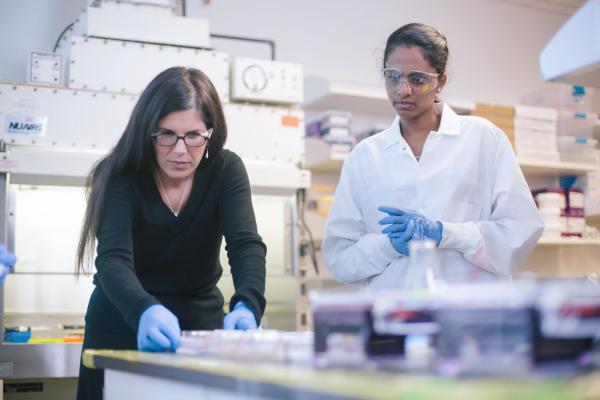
[137,304,181,352]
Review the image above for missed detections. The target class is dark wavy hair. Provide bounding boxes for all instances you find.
[76,67,227,275]
[383,23,449,74]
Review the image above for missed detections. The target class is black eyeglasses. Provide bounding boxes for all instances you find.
[151,128,213,147]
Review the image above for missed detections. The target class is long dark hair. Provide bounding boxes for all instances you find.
[75,67,227,275]
[383,23,449,74]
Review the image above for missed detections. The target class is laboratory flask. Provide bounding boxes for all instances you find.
[404,239,443,291]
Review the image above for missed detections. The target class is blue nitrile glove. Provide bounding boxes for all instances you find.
[0,244,16,285]
[223,301,257,330]
[378,206,443,246]
[382,218,416,256]
[137,305,182,352]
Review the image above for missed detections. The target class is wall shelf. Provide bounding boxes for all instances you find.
[304,137,347,172]
[305,139,600,176]
[537,238,600,246]
[518,158,599,176]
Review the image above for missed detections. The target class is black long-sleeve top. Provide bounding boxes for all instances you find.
[93,150,267,331]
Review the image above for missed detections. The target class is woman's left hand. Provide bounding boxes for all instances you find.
[223,301,257,330]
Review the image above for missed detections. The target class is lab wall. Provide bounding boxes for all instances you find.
[188,0,572,106]
[0,0,585,108]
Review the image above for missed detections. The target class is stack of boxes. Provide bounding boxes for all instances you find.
[513,105,560,162]
[523,84,599,165]
[470,103,515,149]
[306,110,354,154]
[533,188,586,238]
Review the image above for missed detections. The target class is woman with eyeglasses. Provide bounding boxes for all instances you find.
[75,67,266,400]
[323,23,543,289]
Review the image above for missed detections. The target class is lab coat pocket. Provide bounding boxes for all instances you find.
[442,200,481,223]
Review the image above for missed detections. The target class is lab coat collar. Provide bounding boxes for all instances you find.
[383,102,461,149]
[435,102,462,136]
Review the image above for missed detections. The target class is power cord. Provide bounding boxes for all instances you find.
[52,22,75,53]
[298,189,319,275]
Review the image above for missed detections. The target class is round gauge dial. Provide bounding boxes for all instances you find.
[242,64,268,93]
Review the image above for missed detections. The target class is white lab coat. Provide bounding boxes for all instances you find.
[323,103,544,289]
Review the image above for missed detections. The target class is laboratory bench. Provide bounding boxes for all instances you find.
[83,349,600,400]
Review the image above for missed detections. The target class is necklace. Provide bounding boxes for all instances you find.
[156,173,191,217]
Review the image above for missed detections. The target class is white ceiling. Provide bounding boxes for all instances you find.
[492,0,586,15]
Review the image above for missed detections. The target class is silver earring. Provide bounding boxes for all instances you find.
[205,147,209,159]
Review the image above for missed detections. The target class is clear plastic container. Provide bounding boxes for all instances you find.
[557,135,598,150]
[434,282,537,377]
[514,131,558,152]
[559,147,599,165]
[558,111,599,137]
[405,239,443,291]
[521,83,594,112]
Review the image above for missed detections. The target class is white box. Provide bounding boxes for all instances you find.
[514,118,557,132]
[0,83,135,151]
[224,103,305,165]
[86,3,210,48]
[231,57,303,104]
[67,36,229,99]
[514,105,558,121]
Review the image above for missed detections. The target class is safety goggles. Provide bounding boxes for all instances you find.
[381,68,440,95]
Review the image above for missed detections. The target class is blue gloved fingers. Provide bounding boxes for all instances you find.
[160,324,182,350]
[223,312,236,330]
[137,304,181,352]
[0,244,17,267]
[140,334,165,352]
[382,221,410,234]
[389,219,415,241]
[378,206,410,216]
[223,302,258,330]
[236,317,257,331]
[147,327,173,350]
[378,215,411,226]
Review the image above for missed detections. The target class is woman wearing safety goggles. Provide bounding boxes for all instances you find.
[323,23,543,289]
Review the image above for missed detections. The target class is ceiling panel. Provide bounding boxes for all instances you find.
[491,0,586,15]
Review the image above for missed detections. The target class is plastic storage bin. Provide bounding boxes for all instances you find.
[522,83,594,112]
[557,111,598,137]
[558,137,599,164]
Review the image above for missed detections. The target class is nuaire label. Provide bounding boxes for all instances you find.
[4,114,47,137]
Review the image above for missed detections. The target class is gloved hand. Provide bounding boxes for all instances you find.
[382,218,416,256]
[0,244,16,285]
[223,301,257,330]
[378,206,443,246]
[137,304,181,352]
